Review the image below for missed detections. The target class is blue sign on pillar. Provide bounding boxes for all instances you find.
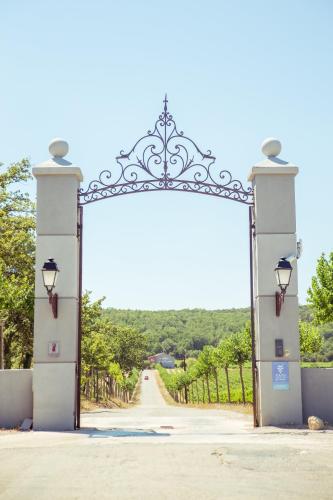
[272,362,289,390]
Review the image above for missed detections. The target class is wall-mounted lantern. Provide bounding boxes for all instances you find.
[42,258,59,318]
[274,258,292,317]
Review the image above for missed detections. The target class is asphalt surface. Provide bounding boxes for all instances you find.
[1,370,333,499]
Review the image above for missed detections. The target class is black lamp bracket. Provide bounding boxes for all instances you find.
[275,290,285,317]
[48,291,58,319]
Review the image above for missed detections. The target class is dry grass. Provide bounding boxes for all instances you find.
[186,402,253,415]
[80,374,142,411]
[80,395,130,411]
[155,369,179,406]
[129,375,141,406]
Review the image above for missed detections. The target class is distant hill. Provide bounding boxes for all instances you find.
[103,305,333,360]
[103,307,250,357]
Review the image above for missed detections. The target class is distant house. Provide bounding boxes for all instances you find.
[148,352,175,369]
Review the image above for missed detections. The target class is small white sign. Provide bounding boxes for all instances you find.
[48,341,60,356]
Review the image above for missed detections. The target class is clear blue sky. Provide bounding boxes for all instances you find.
[1,1,332,309]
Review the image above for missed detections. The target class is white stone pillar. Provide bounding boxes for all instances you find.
[248,138,303,426]
[32,139,83,431]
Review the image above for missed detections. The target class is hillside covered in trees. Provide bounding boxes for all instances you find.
[104,305,333,361]
[103,308,249,357]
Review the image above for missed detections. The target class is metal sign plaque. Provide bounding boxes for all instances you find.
[272,361,289,390]
[48,341,60,357]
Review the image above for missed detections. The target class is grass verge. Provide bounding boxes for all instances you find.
[80,394,130,411]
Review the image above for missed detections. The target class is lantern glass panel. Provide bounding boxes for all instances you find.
[42,269,58,290]
[276,267,292,288]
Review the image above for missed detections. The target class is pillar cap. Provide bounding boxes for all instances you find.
[248,138,298,181]
[49,138,69,158]
[33,164,83,181]
[33,138,83,181]
[261,137,282,157]
[248,164,298,182]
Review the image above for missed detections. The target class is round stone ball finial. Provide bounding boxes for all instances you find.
[49,138,69,158]
[261,137,282,157]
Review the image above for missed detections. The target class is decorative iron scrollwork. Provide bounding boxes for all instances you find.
[79,96,253,205]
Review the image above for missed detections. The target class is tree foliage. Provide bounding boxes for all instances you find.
[228,325,251,366]
[108,324,147,374]
[81,292,147,376]
[299,321,322,359]
[104,307,250,358]
[156,325,252,404]
[106,303,333,363]
[0,159,35,368]
[307,252,333,324]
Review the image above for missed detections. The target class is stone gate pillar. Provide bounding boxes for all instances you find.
[33,139,82,431]
[249,139,303,426]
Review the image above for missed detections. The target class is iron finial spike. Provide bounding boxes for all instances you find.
[163,93,168,112]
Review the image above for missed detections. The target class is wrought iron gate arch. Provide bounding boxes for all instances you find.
[78,96,254,206]
[76,97,257,429]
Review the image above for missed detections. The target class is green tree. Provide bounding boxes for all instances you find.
[197,346,215,403]
[161,338,177,354]
[307,252,333,324]
[108,361,124,384]
[81,292,146,402]
[299,321,322,359]
[82,330,113,370]
[216,336,234,402]
[229,326,251,403]
[211,347,221,403]
[108,325,147,373]
[81,292,146,374]
[81,292,114,391]
[0,271,34,368]
[0,159,35,368]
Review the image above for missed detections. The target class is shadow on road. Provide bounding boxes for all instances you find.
[74,427,170,438]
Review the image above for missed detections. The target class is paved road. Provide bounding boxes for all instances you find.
[81,369,251,441]
[1,370,333,500]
